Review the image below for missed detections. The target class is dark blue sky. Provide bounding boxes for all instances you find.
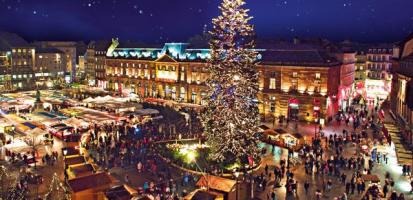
[0,0,412,43]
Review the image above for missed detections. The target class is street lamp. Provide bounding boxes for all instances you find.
[234,171,240,200]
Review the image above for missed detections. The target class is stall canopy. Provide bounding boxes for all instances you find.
[67,172,117,193]
[105,185,138,200]
[3,139,30,152]
[196,175,236,193]
[83,97,94,103]
[135,109,159,116]
[63,118,89,128]
[27,128,45,137]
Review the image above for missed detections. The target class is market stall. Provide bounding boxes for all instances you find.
[63,117,90,131]
[263,128,304,151]
[60,107,122,124]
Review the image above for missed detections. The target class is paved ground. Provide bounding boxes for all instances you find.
[2,107,412,200]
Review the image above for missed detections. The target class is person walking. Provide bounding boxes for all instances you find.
[304,180,310,194]
[383,183,389,197]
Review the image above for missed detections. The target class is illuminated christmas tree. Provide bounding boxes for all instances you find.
[202,0,260,164]
[44,173,71,200]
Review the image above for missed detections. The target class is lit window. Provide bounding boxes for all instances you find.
[39,55,43,59]
[269,78,276,89]
[293,72,298,78]
[291,79,298,90]
[315,73,321,79]
[270,102,276,112]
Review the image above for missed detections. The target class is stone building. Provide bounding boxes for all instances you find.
[33,47,66,88]
[104,41,355,122]
[33,41,77,82]
[391,34,413,145]
[0,32,35,91]
[365,46,393,106]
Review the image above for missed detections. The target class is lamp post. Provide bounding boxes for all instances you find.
[234,171,240,200]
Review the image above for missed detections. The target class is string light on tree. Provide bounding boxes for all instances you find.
[44,173,71,200]
[202,0,260,165]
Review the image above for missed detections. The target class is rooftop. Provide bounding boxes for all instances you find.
[36,47,65,54]
[0,32,30,51]
[104,185,136,200]
[67,172,115,193]
[107,41,341,67]
[196,175,236,193]
[259,49,339,67]
[64,155,86,166]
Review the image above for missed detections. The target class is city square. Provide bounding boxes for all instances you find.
[0,0,413,200]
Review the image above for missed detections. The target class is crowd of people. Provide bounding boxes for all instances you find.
[82,108,201,199]
[261,102,412,200]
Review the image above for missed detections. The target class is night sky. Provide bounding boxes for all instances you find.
[0,0,412,44]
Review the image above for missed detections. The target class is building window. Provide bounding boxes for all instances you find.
[315,73,321,79]
[180,72,185,82]
[292,72,298,78]
[269,78,276,89]
[291,79,298,90]
[270,102,276,112]
[191,92,197,103]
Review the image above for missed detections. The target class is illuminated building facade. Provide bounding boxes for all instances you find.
[354,51,367,97]
[104,42,354,122]
[0,32,35,91]
[391,34,413,144]
[33,41,77,82]
[365,46,393,106]
[85,40,112,86]
[34,48,66,88]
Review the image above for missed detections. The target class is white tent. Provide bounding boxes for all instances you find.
[136,109,159,116]
[3,139,30,153]
[63,117,89,128]
[103,95,113,101]
[27,128,46,137]
[83,97,95,103]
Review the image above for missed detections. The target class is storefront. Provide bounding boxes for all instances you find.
[288,98,299,121]
[365,79,391,106]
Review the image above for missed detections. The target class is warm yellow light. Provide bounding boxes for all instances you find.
[233,75,240,81]
[187,151,196,162]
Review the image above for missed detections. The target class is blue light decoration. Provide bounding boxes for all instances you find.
[109,43,214,61]
[135,127,141,135]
